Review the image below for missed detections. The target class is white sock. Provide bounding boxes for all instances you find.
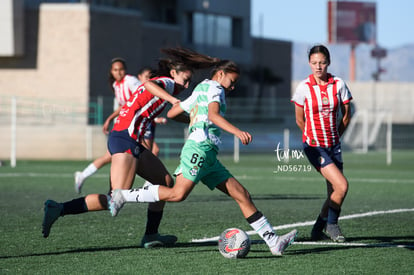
[121,189,140,202]
[142,180,153,188]
[121,185,160,203]
[82,163,98,178]
[249,215,278,247]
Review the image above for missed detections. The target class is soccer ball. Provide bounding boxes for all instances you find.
[218,228,251,259]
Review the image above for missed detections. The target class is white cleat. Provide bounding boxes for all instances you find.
[270,229,297,256]
[74,171,84,194]
[109,189,126,217]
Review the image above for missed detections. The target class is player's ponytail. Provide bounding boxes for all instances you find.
[154,47,223,77]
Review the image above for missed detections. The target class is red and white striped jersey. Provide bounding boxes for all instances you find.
[292,74,352,148]
[112,76,176,142]
[112,75,141,107]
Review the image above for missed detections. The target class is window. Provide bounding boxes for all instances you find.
[190,12,242,48]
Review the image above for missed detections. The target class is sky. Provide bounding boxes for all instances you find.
[251,0,414,49]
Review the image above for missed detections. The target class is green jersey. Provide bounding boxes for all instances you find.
[179,79,226,151]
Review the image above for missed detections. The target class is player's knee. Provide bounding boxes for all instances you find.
[341,182,349,196]
[335,181,348,197]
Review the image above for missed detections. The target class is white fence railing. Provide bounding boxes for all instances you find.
[0,95,411,165]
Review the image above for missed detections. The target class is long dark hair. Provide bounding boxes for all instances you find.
[153,47,228,77]
[308,44,331,65]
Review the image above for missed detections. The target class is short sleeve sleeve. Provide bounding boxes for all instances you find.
[207,84,224,104]
[291,81,307,107]
[340,82,353,104]
[180,92,198,113]
[126,75,141,92]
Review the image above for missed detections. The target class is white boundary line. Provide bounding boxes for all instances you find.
[0,173,110,178]
[2,173,414,184]
[1,172,413,247]
[293,241,414,248]
[191,208,414,245]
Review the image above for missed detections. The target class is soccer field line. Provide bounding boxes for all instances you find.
[292,241,414,248]
[1,172,414,184]
[271,176,414,184]
[0,172,110,178]
[191,208,414,245]
[1,172,412,248]
[236,174,414,184]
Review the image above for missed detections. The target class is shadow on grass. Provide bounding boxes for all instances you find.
[346,235,414,244]
[347,236,414,251]
[0,240,267,260]
[186,194,324,202]
[0,241,220,260]
[3,236,411,260]
[291,235,414,255]
[0,245,142,259]
[252,194,324,200]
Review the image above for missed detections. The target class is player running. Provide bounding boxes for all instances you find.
[42,48,219,248]
[109,59,297,256]
[292,44,352,242]
[74,62,154,193]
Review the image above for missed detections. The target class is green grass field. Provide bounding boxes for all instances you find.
[0,151,413,274]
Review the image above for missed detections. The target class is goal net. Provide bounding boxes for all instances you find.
[342,109,392,164]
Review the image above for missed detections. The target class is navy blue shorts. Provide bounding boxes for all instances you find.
[108,129,145,158]
[303,142,343,172]
[143,122,156,140]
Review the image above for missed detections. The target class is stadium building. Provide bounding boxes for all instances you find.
[0,0,293,160]
[0,0,412,161]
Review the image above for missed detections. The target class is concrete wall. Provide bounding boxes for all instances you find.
[2,80,412,160]
[0,3,198,161]
[0,0,24,56]
[0,4,90,160]
[0,3,412,161]
[348,82,414,123]
[0,4,90,102]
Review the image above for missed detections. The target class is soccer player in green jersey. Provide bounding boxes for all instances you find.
[110,60,297,256]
